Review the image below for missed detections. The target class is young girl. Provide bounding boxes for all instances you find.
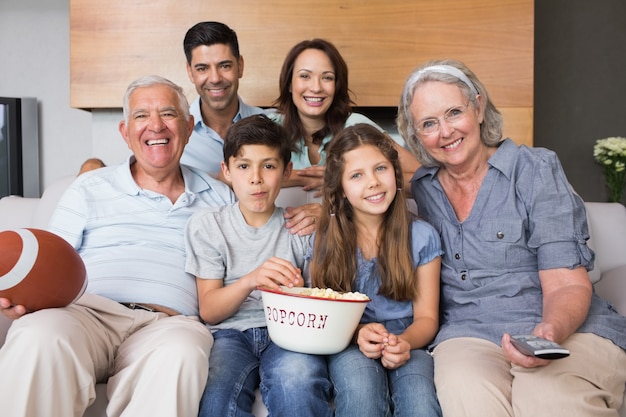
[310,123,443,417]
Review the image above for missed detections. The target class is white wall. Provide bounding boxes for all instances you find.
[0,0,128,194]
[91,109,129,171]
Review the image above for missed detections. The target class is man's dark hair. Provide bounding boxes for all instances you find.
[183,21,240,64]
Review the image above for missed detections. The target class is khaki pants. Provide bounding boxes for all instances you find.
[0,293,213,417]
[433,334,626,417]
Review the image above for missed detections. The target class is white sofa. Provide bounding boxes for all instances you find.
[0,176,625,417]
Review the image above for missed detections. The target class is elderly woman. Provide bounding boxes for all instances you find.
[397,59,626,416]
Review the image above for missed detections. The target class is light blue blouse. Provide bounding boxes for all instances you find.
[307,219,443,335]
[268,112,385,169]
[354,220,442,333]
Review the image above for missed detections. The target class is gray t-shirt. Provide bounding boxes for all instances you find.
[185,202,310,332]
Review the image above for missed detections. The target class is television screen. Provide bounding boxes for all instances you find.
[0,105,5,196]
[0,97,39,198]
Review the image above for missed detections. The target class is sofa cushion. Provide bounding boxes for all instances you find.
[32,176,76,229]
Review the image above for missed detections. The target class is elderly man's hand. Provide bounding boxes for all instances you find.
[0,298,27,320]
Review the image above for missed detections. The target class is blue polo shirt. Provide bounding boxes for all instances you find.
[180,97,265,176]
[48,157,235,316]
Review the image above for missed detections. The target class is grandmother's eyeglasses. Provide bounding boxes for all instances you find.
[416,103,471,136]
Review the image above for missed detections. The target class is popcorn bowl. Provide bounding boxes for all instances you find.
[259,286,370,355]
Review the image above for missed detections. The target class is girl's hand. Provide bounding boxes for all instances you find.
[356,322,389,359]
[380,333,411,369]
[246,257,304,291]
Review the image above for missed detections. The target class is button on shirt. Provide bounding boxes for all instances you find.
[411,139,626,350]
[180,97,265,176]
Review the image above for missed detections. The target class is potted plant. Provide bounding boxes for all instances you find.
[593,136,626,203]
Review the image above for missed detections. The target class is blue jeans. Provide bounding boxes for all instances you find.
[329,343,442,417]
[198,327,333,417]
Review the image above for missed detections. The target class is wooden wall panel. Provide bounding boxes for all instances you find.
[70,0,533,144]
[500,107,533,147]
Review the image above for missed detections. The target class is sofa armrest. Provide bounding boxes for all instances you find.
[274,186,322,208]
[585,202,626,273]
[593,265,626,316]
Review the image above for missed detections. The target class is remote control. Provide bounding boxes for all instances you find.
[510,335,570,360]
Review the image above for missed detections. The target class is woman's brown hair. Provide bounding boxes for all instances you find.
[273,39,355,153]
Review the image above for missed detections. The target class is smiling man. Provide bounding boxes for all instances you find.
[180,21,265,177]
[180,21,322,237]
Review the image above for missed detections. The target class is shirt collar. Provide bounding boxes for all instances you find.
[114,155,215,197]
[190,96,245,129]
[180,164,215,194]
[485,138,515,181]
[112,155,142,195]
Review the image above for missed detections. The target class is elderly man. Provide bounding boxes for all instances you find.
[0,75,235,417]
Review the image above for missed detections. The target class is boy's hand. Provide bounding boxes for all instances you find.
[249,257,304,290]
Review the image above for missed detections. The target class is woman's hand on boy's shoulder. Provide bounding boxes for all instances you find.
[283,203,321,236]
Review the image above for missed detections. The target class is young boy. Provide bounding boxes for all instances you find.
[185,114,333,417]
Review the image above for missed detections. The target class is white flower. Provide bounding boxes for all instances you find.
[594,137,626,167]
[594,137,626,202]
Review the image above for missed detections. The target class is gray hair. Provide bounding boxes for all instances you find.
[122,75,191,124]
[397,59,503,167]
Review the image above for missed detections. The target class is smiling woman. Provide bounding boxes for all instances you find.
[397,58,626,417]
[269,38,420,194]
